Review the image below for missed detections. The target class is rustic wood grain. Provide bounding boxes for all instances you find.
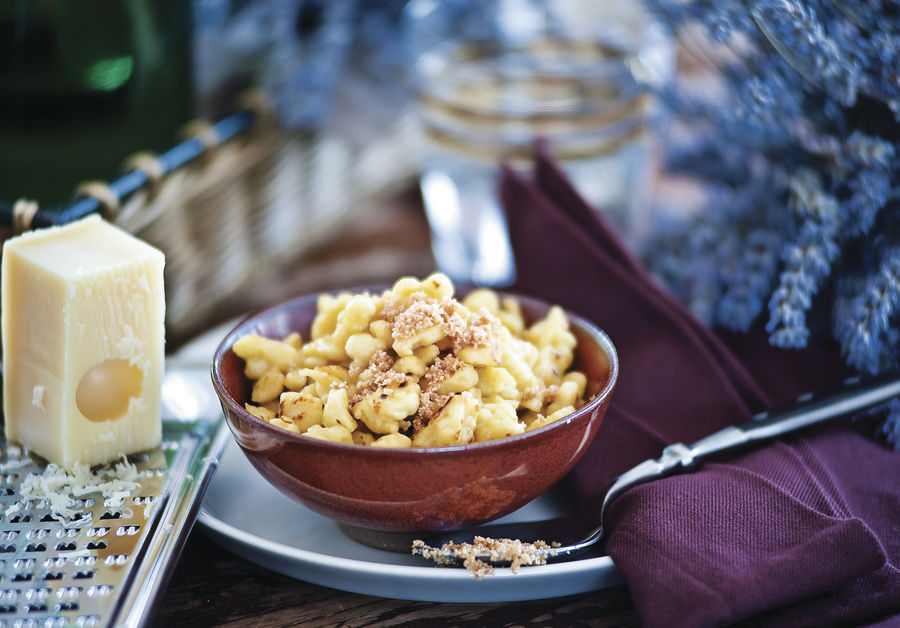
[153,532,639,627]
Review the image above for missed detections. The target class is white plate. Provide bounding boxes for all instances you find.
[184,321,621,603]
[197,438,620,602]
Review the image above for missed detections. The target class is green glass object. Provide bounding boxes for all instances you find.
[0,0,194,208]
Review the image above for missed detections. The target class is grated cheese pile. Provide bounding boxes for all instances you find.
[4,455,141,522]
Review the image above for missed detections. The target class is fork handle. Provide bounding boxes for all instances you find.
[602,371,900,513]
[691,371,900,459]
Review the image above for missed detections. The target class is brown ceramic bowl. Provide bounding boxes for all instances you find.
[211,287,618,534]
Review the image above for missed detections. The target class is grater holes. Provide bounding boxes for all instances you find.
[98,511,121,521]
[0,604,15,613]
[0,546,14,554]
[0,532,17,542]
[131,496,155,505]
[54,543,76,552]
[85,541,106,551]
[103,555,127,567]
[23,544,46,553]
[54,587,80,601]
[25,530,49,541]
[55,529,79,539]
[86,528,109,538]
[0,592,15,604]
[9,515,31,524]
[72,571,94,580]
[22,588,48,602]
[41,573,63,582]
[84,585,112,598]
[71,557,96,568]
[56,601,79,612]
[75,615,101,627]
[115,525,140,536]
[41,558,65,570]
[11,573,32,582]
[23,603,49,612]
[0,489,13,497]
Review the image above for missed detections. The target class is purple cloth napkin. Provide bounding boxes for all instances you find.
[499,149,900,627]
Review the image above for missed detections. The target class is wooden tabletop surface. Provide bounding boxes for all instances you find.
[152,530,639,627]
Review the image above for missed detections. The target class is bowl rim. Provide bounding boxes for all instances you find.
[211,286,618,457]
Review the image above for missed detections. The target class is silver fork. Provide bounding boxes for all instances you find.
[413,371,900,568]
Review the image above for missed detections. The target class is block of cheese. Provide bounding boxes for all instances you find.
[2,215,165,468]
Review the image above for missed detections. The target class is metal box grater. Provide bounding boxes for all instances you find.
[0,365,229,627]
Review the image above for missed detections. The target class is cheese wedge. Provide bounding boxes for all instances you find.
[2,215,165,468]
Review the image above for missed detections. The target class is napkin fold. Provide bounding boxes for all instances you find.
[499,148,900,627]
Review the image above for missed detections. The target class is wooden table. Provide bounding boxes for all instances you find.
[153,531,639,627]
[153,193,640,627]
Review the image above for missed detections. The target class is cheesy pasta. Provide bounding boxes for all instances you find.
[233,273,588,448]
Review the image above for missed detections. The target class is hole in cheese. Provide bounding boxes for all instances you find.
[76,359,143,422]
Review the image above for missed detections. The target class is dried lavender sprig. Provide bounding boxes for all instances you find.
[880,399,900,449]
[766,170,841,347]
[750,0,861,105]
[717,228,783,332]
[834,245,900,374]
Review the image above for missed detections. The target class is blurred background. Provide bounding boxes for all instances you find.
[2,0,899,413]
[0,0,672,347]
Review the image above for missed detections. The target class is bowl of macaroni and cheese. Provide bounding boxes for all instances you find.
[212,273,617,533]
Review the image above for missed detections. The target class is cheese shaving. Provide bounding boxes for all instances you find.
[5,455,141,522]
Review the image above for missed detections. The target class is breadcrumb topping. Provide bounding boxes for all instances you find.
[350,350,404,405]
[412,536,560,579]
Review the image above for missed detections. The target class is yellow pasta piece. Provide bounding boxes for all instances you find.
[393,355,428,378]
[345,332,384,364]
[280,390,324,432]
[412,393,478,447]
[352,381,421,434]
[232,334,302,372]
[393,324,445,357]
[322,387,357,431]
[462,288,500,313]
[243,356,271,380]
[457,345,499,367]
[351,430,376,446]
[545,380,580,416]
[234,273,590,447]
[436,364,479,394]
[371,433,413,448]
[337,294,378,336]
[283,331,303,350]
[525,405,576,432]
[245,403,275,422]
[475,400,525,442]
[305,424,354,444]
[270,418,301,434]
[369,319,393,346]
[251,368,285,404]
[311,293,352,339]
[476,366,519,399]
[420,272,454,300]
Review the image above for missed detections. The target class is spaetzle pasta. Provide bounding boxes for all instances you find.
[233,273,589,448]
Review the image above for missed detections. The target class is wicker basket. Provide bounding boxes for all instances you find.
[70,105,424,342]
